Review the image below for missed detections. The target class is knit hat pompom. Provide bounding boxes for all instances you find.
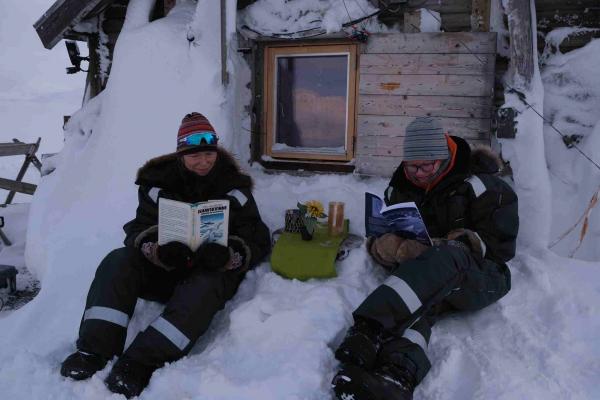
[177,112,218,155]
[403,116,449,161]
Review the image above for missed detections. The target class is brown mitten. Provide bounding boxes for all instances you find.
[394,239,429,263]
[367,233,405,269]
[447,228,485,258]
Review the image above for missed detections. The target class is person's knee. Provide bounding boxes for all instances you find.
[95,247,141,281]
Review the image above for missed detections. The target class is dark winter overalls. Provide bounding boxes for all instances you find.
[76,150,271,367]
[354,137,518,384]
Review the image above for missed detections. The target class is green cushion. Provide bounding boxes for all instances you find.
[270,222,348,281]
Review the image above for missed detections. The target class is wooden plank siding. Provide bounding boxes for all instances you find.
[355,32,496,176]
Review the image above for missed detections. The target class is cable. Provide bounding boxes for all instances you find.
[240,1,389,40]
[418,7,600,172]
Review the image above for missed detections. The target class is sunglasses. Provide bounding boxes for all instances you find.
[178,132,219,146]
[404,161,438,174]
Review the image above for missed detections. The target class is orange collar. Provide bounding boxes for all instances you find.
[404,135,457,192]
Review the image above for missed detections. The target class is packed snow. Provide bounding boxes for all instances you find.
[0,0,599,399]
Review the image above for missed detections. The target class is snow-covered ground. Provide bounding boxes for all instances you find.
[0,0,599,399]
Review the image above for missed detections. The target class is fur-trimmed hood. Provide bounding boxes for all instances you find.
[134,148,252,201]
[470,144,504,175]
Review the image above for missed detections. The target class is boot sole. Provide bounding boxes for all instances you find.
[332,365,375,400]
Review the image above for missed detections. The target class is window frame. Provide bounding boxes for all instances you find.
[263,43,358,162]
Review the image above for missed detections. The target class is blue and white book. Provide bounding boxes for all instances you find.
[158,198,229,251]
[364,192,432,246]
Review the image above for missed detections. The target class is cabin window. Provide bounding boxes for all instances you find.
[263,44,358,162]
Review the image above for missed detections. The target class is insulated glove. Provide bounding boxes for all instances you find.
[194,242,231,271]
[156,241,193,270]
[194,236,252,272]
[368,233,429,269]
[394,238,429,262]
[446,228,485,259]
[367,233,403,269]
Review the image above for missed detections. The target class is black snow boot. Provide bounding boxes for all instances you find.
[105,355,156,398]
[60,350,108,380]
[332,363,416,400]
[334,318,383,369]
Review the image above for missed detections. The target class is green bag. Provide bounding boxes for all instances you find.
[270,223,348,281]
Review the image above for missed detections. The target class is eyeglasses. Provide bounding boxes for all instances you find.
[404,161,438,174]
[178,131,218,146]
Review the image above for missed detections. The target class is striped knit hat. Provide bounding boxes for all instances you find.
[403,116,449,161]
[177,112,218,154]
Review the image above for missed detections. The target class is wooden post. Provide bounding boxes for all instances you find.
[505,0,534,88]
[164,0,176,15]
[220,0,229,86]
[471,0,491,32]
[404,9,422,33]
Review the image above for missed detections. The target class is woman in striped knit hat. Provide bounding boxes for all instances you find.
[60,112,271,398]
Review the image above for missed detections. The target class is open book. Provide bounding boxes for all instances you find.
[365,192,432,245]
[158,198,229,251]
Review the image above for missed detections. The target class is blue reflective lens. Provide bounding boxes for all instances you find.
[179,132,218,146]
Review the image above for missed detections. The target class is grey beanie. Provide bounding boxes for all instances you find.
[403,116,449,161]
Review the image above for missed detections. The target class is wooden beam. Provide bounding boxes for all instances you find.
[357,115,491,140]
[0,178,36,196]
[471,0,491,31]
[359,74,494,97]
[0,143,37,157]
[359,95,494,118]
[221,0,229,85]
[357,135,489,157]
[360,53,496,75]
[33,0,107,49]
[362,32,497,54]
[506,0,534,88]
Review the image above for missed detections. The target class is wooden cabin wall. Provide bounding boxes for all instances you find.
[355,32,497,176]
[372,0,473,31]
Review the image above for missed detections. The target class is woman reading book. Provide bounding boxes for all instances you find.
[60,112,271,398]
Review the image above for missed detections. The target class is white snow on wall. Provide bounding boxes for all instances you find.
[238,0,378,35]
[419,8,441,32]
[542,39,600,260]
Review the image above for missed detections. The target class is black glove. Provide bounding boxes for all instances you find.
[157,241,193,270]
[194,242,231,271]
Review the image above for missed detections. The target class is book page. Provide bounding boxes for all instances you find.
[158,198,193,247]
[364,192,432,245]
[192,199,230,250]
[381,202,431,245]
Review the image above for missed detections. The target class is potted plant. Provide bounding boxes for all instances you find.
[297,200,327,240]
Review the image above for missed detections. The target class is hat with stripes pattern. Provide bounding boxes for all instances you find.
[403,116,449,161]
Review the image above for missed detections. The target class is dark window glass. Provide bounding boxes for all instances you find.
[274,55,348,154]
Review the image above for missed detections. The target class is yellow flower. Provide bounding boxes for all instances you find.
[305,200,325,218]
